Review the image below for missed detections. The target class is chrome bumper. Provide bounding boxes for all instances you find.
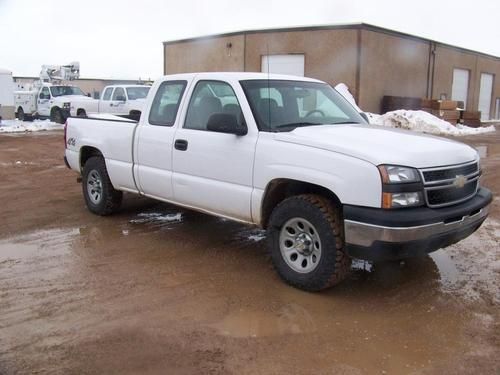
[344,206,489,247]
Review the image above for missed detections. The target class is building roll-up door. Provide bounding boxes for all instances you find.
[478,73,494,120]
[261,54,305,77]
[451,68,469,108]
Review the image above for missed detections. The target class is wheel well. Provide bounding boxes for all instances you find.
[50,106,61,115]
[77,108,86,116]
[260,179,342,228]
[80,146,103,170]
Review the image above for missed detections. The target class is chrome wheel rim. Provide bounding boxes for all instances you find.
[87,169,103,204]
[279,217,322,273]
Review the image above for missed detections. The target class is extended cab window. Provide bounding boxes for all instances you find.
[112,87,126,101]
[184,80,244,131]
[148,81,187,126]
[240,80,365,132]
[102,87,113,101]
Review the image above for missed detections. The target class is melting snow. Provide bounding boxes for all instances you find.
[0,119,62,133]
[334,83,496,136]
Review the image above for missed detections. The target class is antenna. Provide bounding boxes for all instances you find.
[266,43,271,129]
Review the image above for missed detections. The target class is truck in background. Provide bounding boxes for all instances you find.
[14,62,99,123]
[95,85,150,120]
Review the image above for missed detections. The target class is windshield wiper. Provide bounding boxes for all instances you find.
[331,121,362,125]
[273,122,324,131]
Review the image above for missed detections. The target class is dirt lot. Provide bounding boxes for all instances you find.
[0,130,499,374]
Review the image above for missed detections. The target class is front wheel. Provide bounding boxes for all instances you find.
[82,156,122,215]
[17,107,25,121]
[267,194,351,291]
[51,108,64,124]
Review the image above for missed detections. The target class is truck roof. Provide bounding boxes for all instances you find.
[159,72,324,83]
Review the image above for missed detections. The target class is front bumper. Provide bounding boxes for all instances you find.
[344,187,492,261]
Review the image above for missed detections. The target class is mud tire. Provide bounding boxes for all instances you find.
[82,156,122,216]
[267,194,351,291]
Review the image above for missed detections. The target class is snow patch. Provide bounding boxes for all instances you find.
[130,212,183,224]
[334,83,496,136]
[372,110,496,136]
[0,119,62,133]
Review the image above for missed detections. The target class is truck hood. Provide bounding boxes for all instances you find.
[55,95,98,103]
[275,124,478,168]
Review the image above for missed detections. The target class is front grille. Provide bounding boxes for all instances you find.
[427,180,478,206]
[420,161,480,208]
[423,162,478,182]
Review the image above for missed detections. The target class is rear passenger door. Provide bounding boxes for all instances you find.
[135,80,188,200]
[172,79,258,222]
[99,87,114,113]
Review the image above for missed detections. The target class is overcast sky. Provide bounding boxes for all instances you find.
[0,0,498,79]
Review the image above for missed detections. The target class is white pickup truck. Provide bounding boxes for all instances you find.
[64,72,492,291]
[96,85,150,120]
[15,82,98,123]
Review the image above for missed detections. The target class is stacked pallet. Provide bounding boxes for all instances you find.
[430,100,460,124]
[381,96,422,113]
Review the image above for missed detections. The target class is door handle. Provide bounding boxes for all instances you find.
[174,139,188,151]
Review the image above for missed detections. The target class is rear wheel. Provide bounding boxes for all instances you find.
[82,156,122,215]
[17,107,25,121]
[267,194,351,291]
[51,108,64,124]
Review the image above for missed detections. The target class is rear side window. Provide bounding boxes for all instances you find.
[148,81,187,126]
[102,87,113,101]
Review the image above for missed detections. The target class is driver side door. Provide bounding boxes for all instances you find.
[37,87,51,117]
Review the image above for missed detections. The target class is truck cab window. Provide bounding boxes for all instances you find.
[112,87,126,101]
[102,87,113,101]
[184,80,244,131]
[148,81,187,126]
[40,87,50,100]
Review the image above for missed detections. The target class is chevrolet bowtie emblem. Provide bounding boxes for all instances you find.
[453,175,467,188]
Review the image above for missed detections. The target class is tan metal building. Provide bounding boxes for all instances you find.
[163,23,500,119]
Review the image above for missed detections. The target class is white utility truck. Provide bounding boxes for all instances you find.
[64,72,492,291]
[96,85,150,120]
[14,62,98,123]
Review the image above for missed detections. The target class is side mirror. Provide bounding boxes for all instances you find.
[116,95,126,102]
[359,112,370,123]
[207,113,247,136]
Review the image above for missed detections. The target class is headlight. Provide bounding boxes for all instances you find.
[63,102,71,109]
[378,165,420,183]
[378,165,423,208]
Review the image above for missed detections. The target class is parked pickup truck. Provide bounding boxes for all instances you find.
[15,82,98,123]
[95,85,150,119]
[64,72,492,291]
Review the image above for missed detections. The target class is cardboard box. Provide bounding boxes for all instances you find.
[421,98,433,108]
[463,111,481,120]
[463,119,482,128]
[431,100,458,110]
[431,109,460,121]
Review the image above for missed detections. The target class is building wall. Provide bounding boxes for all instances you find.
[244,29,358,96]
[164,35,245,74]
[359,30,429,113]
[163,26,500,118]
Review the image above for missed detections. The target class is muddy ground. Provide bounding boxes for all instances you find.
[0,130,499,374]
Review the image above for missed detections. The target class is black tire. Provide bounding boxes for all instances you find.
[51,108,64,124]
[17,107,25,121]
[77,109,87,118]
[82,156,123,215]
[267,194,351,291]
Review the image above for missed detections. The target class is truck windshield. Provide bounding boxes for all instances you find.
[126,87,150,100]
[240,80,366,132]
[50,86,85,97]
